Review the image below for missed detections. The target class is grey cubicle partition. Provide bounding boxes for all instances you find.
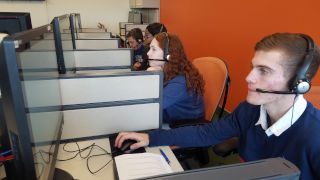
[76,32,112,39]
[17,51,61,76]
[75,38,120,49]
[63,28,107,33]
[18,48,133,74]
[69,49,133,73]
[30,39,73,50]
[30,39,120,50]
[43,33,72,40]
[44,32,112,39]
[145,158,300,180]
[59,71,163,140]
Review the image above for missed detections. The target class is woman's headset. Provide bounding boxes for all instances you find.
[163,32,170,61]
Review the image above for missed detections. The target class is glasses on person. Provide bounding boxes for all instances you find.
[144,34,153,38]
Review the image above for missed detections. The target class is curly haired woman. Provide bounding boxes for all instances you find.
[147,32,205,123]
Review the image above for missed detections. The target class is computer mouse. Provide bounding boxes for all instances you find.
[120,139,137,152]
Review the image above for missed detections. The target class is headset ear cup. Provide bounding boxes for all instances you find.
[163,32,170,61]
[296,80,311,94]
[166,54,170,61]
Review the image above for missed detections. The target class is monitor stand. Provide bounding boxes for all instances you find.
[53,168,74,180]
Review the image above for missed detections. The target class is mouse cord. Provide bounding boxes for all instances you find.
[57,140,113,174]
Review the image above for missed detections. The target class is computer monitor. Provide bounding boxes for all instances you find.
[0,24,64,180]
[0,12,32,35]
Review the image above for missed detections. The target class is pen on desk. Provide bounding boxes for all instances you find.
[159,148,170,165]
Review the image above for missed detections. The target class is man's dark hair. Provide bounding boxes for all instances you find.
[255,33,320,82]
[126,28,143,42]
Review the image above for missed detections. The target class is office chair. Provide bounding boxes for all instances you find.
[169,57,230,128]
[170,57,231,168]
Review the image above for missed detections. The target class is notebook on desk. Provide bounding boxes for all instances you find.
[114,153,172,180]
[108,134,146,158]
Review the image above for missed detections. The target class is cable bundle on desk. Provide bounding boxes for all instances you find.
[57,141,113,174]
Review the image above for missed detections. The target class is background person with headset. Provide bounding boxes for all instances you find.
[144,23,167,46]
[116,33,320,179]
[126,28,149,71]
[147,32,205,123]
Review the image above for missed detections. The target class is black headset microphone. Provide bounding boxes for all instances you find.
[255,88,298,94]
[147,58,170,63]
[255,34,315,95]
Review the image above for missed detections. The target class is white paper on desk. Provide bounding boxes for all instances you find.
[115,152,172,180]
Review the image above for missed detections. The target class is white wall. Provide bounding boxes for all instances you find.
[0,0,130,34]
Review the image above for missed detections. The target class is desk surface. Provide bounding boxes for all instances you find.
[55,138,183,180]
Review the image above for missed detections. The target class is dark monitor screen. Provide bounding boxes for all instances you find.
[0,12,32,35]
[0,24,63,180]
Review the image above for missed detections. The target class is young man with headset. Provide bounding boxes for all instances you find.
[115,33,320,179]
[126,28,148,71]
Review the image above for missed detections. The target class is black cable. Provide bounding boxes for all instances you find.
[86,153,113,174]
[56,140,113,174]
[33,142,55,165]
[38,149,51,164]
[85,143,113,174]
[57,142,97,161]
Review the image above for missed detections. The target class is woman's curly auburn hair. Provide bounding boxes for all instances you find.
[154,33,205,96]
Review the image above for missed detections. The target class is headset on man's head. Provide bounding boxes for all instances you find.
[256,34,315,94]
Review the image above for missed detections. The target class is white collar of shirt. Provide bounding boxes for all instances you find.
[255,95,307,137]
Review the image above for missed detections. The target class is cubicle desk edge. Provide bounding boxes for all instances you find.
[144,157,300,180]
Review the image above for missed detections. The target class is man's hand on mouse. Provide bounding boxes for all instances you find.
[115,132,150,150]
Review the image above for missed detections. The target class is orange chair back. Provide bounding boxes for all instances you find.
[192,57,229,121]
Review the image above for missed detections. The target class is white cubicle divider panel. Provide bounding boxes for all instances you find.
[16,51,60,76]
[43,32,111,40]
[75,39,120,49]
[60,74,159,105]
[73,49,132,71]
[77,32,111,39]
[75,69,131,74]
[43,33,72,40]
[30,40,73,50]
[63,28,107,33]
[28,111,62,142]
[79,28,107,32]
[62,103,159,140]
[58,72,162,140]
[17,51,57,69]
[22,79,62,108]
